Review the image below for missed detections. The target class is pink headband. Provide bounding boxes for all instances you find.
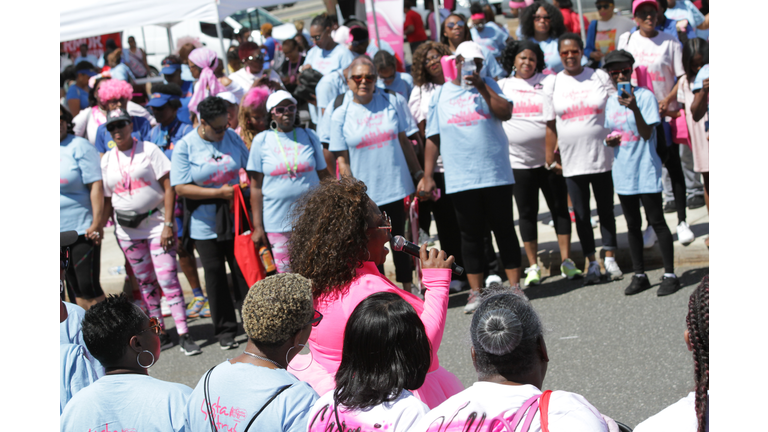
[509,0,534,8]
[471,13,486,20]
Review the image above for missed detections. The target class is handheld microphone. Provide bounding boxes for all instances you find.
[392,235,464,276]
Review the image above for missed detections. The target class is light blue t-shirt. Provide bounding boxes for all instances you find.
[181,64,195,82]
[317,96,339,145]
[365,39,396,58]
[377,72,414,101]
[110,63,136,83]
[170,128,250,240]
[185,361,319,432]
[471,25,507,58]
[66,85,90,110]
[60,135,102,235]
[247,128,327,233]
[533,37,588,75]
[692,64,709,131]
[61,302,105,378]
[305,44,356,124]
[61,374,192,432]
[149,119,194,160]
[604,86,662,195]
[425,79,515,194]
[316,70,348,110]
[60,343,98,414]
[480,45,507,79]
[330,88,417,206]
[665,0,705,29]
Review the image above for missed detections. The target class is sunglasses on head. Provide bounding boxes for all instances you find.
[350,74,376,84]
[446,20,465,29]
[139,317,162,335]
[107,120,129,132]
[273,104,297,115]
[608,67,632,77]
[309,310,323,327]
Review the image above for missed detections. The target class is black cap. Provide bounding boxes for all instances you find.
[603,49,635,68]
[105,108,131,127]
[61,231,78,247]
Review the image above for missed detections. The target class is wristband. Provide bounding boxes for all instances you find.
[412,170,425,183]
[163,222,173,227]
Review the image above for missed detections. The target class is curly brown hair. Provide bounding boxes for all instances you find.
[411,41,453,87]
[288,177,374,299]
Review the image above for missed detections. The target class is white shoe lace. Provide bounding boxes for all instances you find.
[525,266,539,274]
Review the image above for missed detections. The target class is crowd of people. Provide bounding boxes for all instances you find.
[60,0,709,429]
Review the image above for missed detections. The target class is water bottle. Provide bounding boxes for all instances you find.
[259,247,277,276]
[108,265,125,275]
[461,59,476,90]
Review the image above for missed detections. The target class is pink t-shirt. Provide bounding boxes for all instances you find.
[101,140,171,240]
[552,68,616,177]
[618,30,684,111]
[677,74,708,173]
[498,73,556,169]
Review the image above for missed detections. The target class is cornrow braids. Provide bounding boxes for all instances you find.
[686,276,709,432]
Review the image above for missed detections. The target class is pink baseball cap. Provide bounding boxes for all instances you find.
[632,0,659,14]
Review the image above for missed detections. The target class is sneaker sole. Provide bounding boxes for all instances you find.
[607,273,624,281]
[679,238,695,247]
[180,346,202,356]
[220,343,239,350]
[561,272,582,280]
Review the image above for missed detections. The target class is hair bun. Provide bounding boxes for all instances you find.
[476,308,523,356]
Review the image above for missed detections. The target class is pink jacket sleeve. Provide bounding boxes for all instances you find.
[418,268,452,372]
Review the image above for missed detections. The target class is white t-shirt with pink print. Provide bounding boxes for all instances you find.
[552,67,616,178]
[101,140,171,241]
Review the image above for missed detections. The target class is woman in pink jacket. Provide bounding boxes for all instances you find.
[287,177,464,408]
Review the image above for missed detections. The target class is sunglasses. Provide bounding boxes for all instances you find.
[534,15,551,21]
[608,67,632,77]
[107,120,129,132]
[273,104,297,115]
[61,247,70,270]
[244,52,265,62]
[351,39,369,47]
[596,3,612,10]
[446,20,465,29]
[424,55,442,65]
[309,310,323,327]
[350,74,376,84]
[139,317,162,335]
[378,211,392,232]
[205,122,228,134]
[310,30,326,41]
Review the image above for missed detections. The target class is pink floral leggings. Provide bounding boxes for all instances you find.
[266,232,291,274]
[118,237,188,334]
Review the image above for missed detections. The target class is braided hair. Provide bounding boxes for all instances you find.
[686,276,709,432]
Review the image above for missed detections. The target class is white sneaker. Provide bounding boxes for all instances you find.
[590,217,598,228]
[584,262,602,285]
[677,221,695,246]
[604,260,623,280]
[643,226,657,249]
[160,297,171,317]
[464,290,481,314]
[485,274,503,288]
[449,280,466,293]
[547,219,554,227]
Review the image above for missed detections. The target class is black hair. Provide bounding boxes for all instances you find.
[89,77,111,107]
[470,286,544,379]
[500,39,545,75]
[440,13,472,46]
[520,2,566,40]
[198,96,229,123]
[682,38,709,82]
[470,2,484,14]
[76,61,96,72]
[151,83,183,109]
[372,50,396,71]
[60,104,74,135]
[282,38,298,52]
[687,276,709,432]
[333,292,431,410]
[350,27,369,42]
[294,34,310,52]
[62,64,78,82]
[226,49,240,63]
[311,14,333,29]
[657,0,668,11]
[558,32,584,51]
[105,38,118,51]
[82,294,146,367]
[557,0,573,9]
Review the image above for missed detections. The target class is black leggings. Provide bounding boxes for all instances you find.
[451,185,521,274]
[664,141,688,224]
[194,238,248,341]
[65,234,103,300]
[513,167,571,242]
[618,193,674,274]
[418,173,465,280]
[378,200,412,283]
[565,171,617,257]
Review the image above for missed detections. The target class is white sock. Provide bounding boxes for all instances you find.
[605,257,616,264]
[664,273,677,278]
[634,273,647,278]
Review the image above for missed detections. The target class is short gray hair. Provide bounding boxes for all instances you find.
[242,273,314,346]
[347,55,376,80]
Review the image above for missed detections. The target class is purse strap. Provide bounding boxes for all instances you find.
[203,365,218,432]
[540,390,553,432]
[243,384,292,432]
[233,186,254,235]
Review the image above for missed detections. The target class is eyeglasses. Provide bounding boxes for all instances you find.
[273,104,297,115]
[533,14,551,21]
[595,3,612,10]
[61,247,70,270]
[310,30,326,41]
[309,310,323,327]
[607,67,632,77]
[350,74,376,84]
[378,211,392,231]
[139,317,162,335]
[205,122,228,134]
[379,73,395,82]
[446,20,465,29]
[107,120,129,132]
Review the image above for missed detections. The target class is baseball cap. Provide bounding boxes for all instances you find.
[455,41,485,61]
[105,108,131,127]
[217,91,239,105]
[76,69,97,77]
[147,92,180,108]
[632,0,658,14]
[61,231,78,247]
[266,90,298,112]
[603,49,635,68]
[161,56,183,75]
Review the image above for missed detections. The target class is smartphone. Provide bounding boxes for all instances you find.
[618,82,632,98]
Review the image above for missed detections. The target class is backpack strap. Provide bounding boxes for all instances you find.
[202,365,219,432]
[540,390,553,432]
[333,93,346,111]
[243,384,293,432]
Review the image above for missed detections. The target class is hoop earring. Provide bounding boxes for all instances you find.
[365,250,371,262]
[270,120,278,130]
[286,344,312,371]
[137,350,155,369]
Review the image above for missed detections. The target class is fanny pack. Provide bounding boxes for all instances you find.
[115,207,160,229]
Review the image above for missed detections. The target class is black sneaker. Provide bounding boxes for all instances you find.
[657,276,682,296]
[179,334,202,356]
[158,332,174,351]
[624,275,651,295]
[220,336,239,350]
[687,195,705,210]
[663,200,677,214]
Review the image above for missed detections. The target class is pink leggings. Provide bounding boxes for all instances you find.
[266,232,291,273]
[118,237,188,334]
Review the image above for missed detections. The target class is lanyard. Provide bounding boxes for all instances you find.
[162,121,182,149]
[272,129,299,179]
[115,137,138,192]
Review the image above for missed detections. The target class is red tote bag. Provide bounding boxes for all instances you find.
[233,186,266,288]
